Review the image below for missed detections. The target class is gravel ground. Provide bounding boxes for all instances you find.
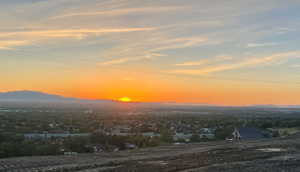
[1,136,300,172]
[101,146,300,172]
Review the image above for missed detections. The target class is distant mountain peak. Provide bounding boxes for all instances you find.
[0,90,115,104]
[0,90,65,101]
[3,90,59,96]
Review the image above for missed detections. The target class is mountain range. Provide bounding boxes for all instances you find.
[0,90,113,103]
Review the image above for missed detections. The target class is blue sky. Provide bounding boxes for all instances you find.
[0,0,300,105]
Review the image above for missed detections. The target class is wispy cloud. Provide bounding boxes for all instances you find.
[175,55,233,66]
[153,37,212,51]
[247,42,278,48]
[216,55,233,60]
[97,58,131,66]
[97,36,214,66]
[175,59,210,66]
[52,6,187,19]
[98,53,166,66]
[168,51,300,75]
[0,40,30,50]
[0,28,155,38]
[0,27,155,50]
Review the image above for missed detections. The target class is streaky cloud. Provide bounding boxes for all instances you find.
[0,40,30,50]
[168,51,300,75]
[51,6,188,19]
[0,28,155,38]
[0,27,155,49]
[247,42,278,48]
[97,58,131,66]
[175,59,210,67]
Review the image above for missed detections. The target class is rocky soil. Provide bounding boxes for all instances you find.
[1,136,300,172]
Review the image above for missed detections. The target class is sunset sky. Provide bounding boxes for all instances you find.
[1,0,300,105]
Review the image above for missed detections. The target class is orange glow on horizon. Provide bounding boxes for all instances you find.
[10,71,300,106]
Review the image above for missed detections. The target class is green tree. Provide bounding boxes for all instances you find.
[160,129,173,143]
[215,126,234,140]
[190,134,200,142]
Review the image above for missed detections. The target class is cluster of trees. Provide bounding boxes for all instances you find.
[0,132,161,158]
[90,133,160,150]
[0,133,61,158]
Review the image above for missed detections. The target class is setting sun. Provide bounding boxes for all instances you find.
[118,97,132,102]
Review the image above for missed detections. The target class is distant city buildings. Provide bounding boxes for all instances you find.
[199,128,216,139]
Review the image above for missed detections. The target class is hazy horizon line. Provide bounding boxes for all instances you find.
[0,90,299,107]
